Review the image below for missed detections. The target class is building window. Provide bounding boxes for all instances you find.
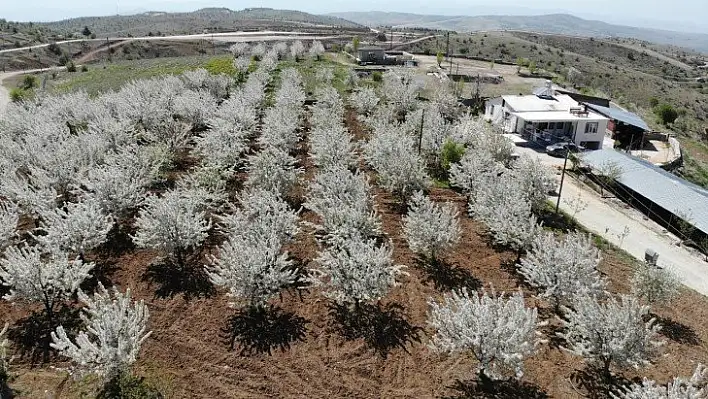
[585,122,599,133]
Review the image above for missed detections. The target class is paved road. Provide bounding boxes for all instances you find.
[513,144,708,295]
[0,31,347,56]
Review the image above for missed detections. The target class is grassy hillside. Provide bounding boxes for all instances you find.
[510,32,699,81]
[40,8,364,38]
[329,11,708,53]
[0,19,57,51]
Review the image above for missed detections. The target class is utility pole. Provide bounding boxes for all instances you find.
[555,149,570,214]
[555,131,577,214]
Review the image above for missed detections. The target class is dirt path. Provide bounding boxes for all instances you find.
[610,41,694,71]
[514,145,708,296]
[76,40,133,64]
[391,35,437,50]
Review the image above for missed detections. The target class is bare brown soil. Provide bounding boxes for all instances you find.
[3,112,708,399]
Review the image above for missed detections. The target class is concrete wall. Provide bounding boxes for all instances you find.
[574,119,608,149]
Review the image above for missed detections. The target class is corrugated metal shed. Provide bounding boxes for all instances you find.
[584,103,650,131]
[582,149,708,235]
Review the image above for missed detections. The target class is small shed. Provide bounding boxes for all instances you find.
[584,103,649,149]
[555,88,610,107]
[357,47,385,65]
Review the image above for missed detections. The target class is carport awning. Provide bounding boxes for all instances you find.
[584,104,649,131]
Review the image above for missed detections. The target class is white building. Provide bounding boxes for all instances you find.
[485,82,609,150]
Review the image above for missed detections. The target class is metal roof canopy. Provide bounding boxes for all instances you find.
[582,149,708,235]
[584,103,650,131]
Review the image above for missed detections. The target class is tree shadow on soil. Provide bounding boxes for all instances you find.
[538,318,567,349]
[222,305,308,356]
[142,257,215,300]
[416,257,481,291]
[444,378,549,399]
[7,306,83,364]
[569,366,639,399]
[0,385,12,399]
[499,259,530,288]
[653,314,700,345]
[96,222,136,257]
[80,258,120,293]
[537,208,578,233]
[328,302,423,358]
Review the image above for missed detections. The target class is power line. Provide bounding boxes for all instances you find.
[512,128,699,244]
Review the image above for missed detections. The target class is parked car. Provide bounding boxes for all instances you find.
[546,142,584,157]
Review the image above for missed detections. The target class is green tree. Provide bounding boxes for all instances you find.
[440,140,465,175]
[528,60,537,74]
[82,26,92,38]
[654,103,678,125]
[352,36,361,53]
[436,51,444,67]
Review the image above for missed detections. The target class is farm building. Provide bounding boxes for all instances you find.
[356,47,385,64]
[584,103,649,150]
[484,81,609,150]
[582,149,708,248]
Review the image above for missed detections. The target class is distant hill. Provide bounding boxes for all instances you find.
[329,11,708,53]
[40,8,364,37]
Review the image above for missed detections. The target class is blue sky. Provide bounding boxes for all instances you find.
[3,0,707,34]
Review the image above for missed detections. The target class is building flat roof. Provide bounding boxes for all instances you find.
[502,94,578,112]
[582,149,708,235]
[584,103,650,131]
[512,110,608,122]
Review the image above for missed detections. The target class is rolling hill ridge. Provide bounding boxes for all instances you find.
[329,11,708,52]
[39,8,364,37]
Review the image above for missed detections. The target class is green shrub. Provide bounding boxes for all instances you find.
[81,65,89,72]
[440,140,465,171]
[47,42,62,55]
[372,71,382,82]
[66,61,77,73]
[9,88,28,102]
[654,103,678,125]
[58,53,70,65]
[21,75,38,90]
